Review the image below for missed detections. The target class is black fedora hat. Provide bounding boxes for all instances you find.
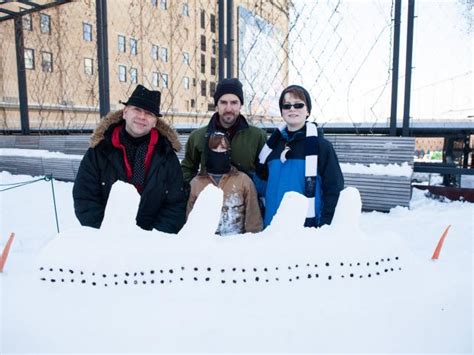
[121,84,162,117]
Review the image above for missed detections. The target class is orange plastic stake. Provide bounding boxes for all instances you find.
[431,225,451,260]
[0,233,15,273]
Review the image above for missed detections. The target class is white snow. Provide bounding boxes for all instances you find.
[0,148,83,160]
[340,162,413,176]
[0,171,472,354]
[2,148,416,176]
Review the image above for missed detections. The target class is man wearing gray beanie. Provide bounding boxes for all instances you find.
[181,78,267,183]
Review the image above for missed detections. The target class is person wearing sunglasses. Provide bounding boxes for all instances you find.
[256,85,344,228]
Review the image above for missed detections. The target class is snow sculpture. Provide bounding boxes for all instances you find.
[38,181,406,287]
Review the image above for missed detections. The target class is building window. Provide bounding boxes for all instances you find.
[210,81,216,96]
[201,35,206,52]
[152,44,159,60]
[130,38,138,55]
[211,57,216,76]
[24,48,35,70]
[21,9,32,31]
[160,47,168,62]
[83,23,92,41]
[119,65,127,82]
[191,99,195,108]
[40,13,51,34]
[118,35,126,53]
[152,72,159,87]
[193,78,196,87]
[183,52,190,65]
[201,54,206,74]
[210,14,216,33]
[41,51,53,72]
[212,39,216,55]
[182,2,189,16]
[130,67,138,83]
[160,0,167,10]
[200,10,205,29]
[162,73,169,88]
[183,76,190,90]
[201,80,207,97]
[84,58,93,75]
[151,0,157,7]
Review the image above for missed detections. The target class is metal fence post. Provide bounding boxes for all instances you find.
[390,0,402,136]
[218,0,225,82]
[402,0,416,136]
[226,0,233,78]
[14,16,30,135]
[96,0,110,118]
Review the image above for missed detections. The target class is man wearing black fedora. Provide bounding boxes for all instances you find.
[181,78,267,183]
[73,84,187,233]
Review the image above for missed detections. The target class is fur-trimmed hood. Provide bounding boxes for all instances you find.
[90,110,181,152]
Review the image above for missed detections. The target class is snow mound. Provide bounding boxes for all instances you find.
[37,181,417,287]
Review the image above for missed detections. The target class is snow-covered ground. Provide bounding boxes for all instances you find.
[0,170,472,354]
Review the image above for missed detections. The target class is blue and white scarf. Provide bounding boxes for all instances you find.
[258,121,319,226]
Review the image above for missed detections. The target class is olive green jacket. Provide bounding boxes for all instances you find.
[181,113,267,182]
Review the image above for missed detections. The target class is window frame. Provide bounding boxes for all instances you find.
[152,44,159,60]
[182,2,189,16]
[183,52,190,65]
[200,9,205,29]
[162,73,169,88]
[200,53,206,74]
[160,47,168,62]
[130,67,138,84]
[118,65,127,82]
[83,22,93,42]
[118,35,126,53]
[20,8,32,31]
[130,38,138,55]
[210,57,216,76]
[200,35,206,52]
[39,13,51,34]
[152,72,160,87]
[210,81,216,97]
[24,48,35,70]
[41,51,53,73]
[210,14,216,33]
[84,57,93,76]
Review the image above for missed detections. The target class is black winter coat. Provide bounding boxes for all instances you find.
[73,111,186,233]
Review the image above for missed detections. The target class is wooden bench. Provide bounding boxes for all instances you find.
[0,134,415,211]
[0,135,87,182]
[0,134,90,155]
[325,135,415,211]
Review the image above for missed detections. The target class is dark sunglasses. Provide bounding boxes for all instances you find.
[282,103,305,110]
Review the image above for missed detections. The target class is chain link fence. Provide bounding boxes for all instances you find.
[0,0,472,132]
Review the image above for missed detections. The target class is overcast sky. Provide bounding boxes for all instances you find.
[289,0,473,124]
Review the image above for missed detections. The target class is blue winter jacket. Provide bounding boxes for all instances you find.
[255,124,344,228]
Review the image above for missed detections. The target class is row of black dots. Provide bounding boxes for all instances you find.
[216,274,335,284]
[40,278,184,286]
[40,267,89,276]
[40,262,403,284]
[338,266,403,279]
[42,272,368,286]
[43,270,398,286]
[39,268,182,278]
[40,259,402,276]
